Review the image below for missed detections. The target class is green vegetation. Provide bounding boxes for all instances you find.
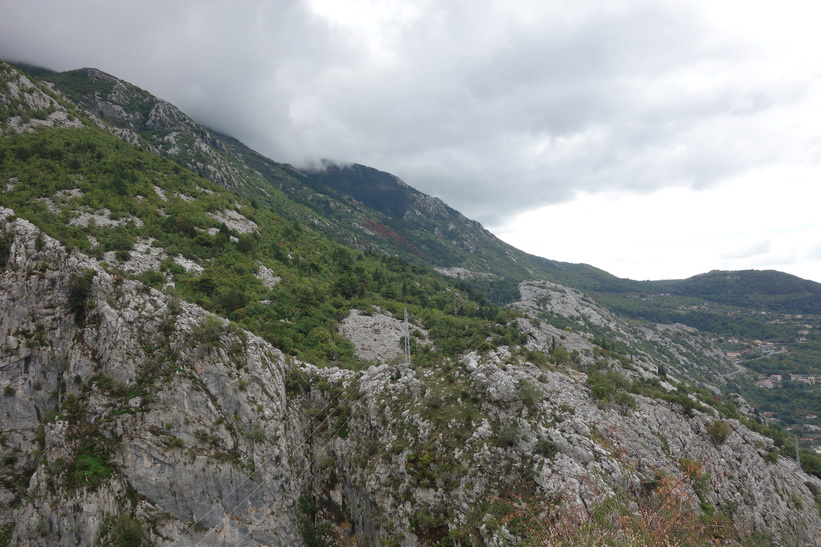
[0,230,12,268]
[72,452,113,489]
[706,420,733,445]
[586,369,637,414]
[3,62,820,545]
[0,127,525,369]
[67,269,96,325]
[0,523,14,547]
[101,513,147,547]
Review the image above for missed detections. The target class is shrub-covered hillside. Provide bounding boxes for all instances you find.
[0,126,526,368]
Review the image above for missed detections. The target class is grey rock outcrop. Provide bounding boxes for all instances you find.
[0,63,84,135]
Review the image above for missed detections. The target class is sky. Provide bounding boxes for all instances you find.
[2,0,821,282]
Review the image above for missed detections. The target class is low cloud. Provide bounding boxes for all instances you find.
[2,0,821,280]
[721,241,772,261]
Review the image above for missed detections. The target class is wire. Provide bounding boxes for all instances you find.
[234,391,363,545]
[169,368,358,545]
[170,371,362,545]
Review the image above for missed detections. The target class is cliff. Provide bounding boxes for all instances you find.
[2,208,821,545]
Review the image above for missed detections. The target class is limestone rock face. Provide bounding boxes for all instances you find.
[2,209,821,546]
[0,62,84,135]
[0,209,306,545]
[339,309,430,364]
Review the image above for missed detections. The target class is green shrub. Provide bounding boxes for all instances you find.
[551,345,572,365]
[73,452,113,489]
[108,514,145,546]
[495,424,519,448]
[706,420,733,445]
[0,231,13,268]
[191,316,223,348]
[614,390,638,413]
[534,439,556,458]
[517,379,542,409]
[243,424,265,442]
[67,269,96,325]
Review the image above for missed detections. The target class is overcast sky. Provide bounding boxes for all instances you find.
[2,0,820,282]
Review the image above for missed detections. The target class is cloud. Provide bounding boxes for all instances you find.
[2,0,821,280]
[721,241,772,261]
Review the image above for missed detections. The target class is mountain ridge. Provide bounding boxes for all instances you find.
[2,58,821,545]
[11,60,821,308]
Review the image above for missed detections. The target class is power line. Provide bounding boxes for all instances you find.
[170,371,360,545]
[236,395,363,545]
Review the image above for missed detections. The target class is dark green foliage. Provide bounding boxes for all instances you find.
[802,452,821,479]
[517,379,542,409]
[706,420,733,445]
[586,370,640,414]
[534,439,556,458]
[551,345,572,365]
[243,424,266,442]
[495,423,519,448]
[0,230,12,268]
[41,69,116,102]
[67,269,96,325]
[134,269,165,288]
[0,523,13,547]
[73,452,113,489]
[191,316,223,348]
[298,494,329,547]
[107,514,146,546]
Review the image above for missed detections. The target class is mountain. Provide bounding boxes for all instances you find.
[10,63,644,300]
[2,59,821,545]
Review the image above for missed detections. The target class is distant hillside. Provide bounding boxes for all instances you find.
[653,269,821,315]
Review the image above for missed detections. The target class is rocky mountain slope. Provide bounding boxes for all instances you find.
[12,62,620,290]
[2,59,821,545]
[2,208,821,545]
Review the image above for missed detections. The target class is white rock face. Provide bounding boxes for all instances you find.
[339,309,431,364]
[434,267,495,279]
[104,237,166,275]
[68,209,143,228]
[0,209,304,545]
[0,64,84,135]
[208,209,257,234]
[256,264,281,289]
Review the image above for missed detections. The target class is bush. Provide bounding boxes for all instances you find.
[108,514,145,546]
[73,452,113,489]
[0,231,13,268]
[517,379,542,409]
[495,423,519,448]
[535,439,556,458]
[191,316,223,348]
[706,420,733,445]
[551,345,572,365]
[67,269,96,325]
[243,424,266,442]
